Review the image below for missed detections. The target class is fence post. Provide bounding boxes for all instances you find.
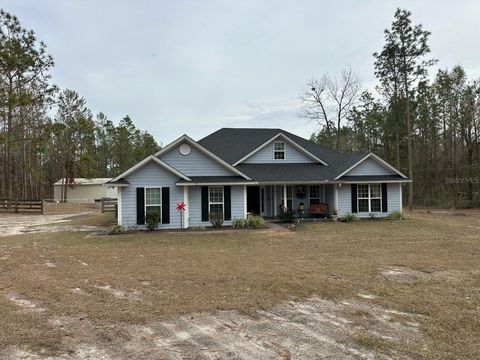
[14,201,18,214]
[101,198,105,213]
[41,199,45,214]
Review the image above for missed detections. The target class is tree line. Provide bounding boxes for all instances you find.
[0,9,160,200]
[303,9,480,209]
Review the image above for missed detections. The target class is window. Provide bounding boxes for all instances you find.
[273,141,285,160]
[145,187,162,223]
[309,185,321,205]
[209,186,224,219]
[357,184,382,213]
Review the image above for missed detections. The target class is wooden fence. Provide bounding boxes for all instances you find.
[101,197,117,215]
[0,199,44,214]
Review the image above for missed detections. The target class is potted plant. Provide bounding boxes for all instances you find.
[332,208,338,222]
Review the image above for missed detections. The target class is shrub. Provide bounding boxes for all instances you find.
[246,214,265,229]
[107,224,124,235]
[209,211,224,228]
[340,212,358,222]
[279,209,295,223]
[145,211,160,231]
[388,211,406,220]
[232,218,247,228]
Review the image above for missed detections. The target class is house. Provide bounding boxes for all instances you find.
[107,128,410,229]
[54,178,117,203]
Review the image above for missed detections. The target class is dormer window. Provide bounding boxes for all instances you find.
[273,141,285,160]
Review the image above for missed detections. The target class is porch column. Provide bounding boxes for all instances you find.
[283,185,287,211]
[322,183,325,203]
[183,186,189,228]
[273,186,277,216]
[334,184,339,213]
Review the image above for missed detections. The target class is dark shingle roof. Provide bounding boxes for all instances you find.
[235,163,338,182]
[198,128,367,181]
[339,175,408,182]
[177,176,252,184]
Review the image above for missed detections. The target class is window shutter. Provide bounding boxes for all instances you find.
[351,184,357,213]
[162,187,170,224]
[136,187,145,225]
[382,183,388,212]
[201,186,209,221]
[224,186,231,221]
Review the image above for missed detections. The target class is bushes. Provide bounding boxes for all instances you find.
[145,211,160,231]
[339,212,358,222]
[278,209,295,223]
[107,224,124,235]
[232,215,265,229]
[209,211,224,228]
[388,211,406,220]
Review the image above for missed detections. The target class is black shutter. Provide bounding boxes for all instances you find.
[351,184,357,213]
[201,186,209,221]
[382,183,388,212]
[162,187,170,224]
[136,187,145,225]
[224,186,231,220]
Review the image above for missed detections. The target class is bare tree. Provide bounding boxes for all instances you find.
[301,68,361,149]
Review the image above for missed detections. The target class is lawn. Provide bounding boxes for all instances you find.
[0,210,479,359]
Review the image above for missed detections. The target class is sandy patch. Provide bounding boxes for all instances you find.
[0,296,422,359]
[0,213,103,237]
[93,285,142,301]
[6,294,45,313]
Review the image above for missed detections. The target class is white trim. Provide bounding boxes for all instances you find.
[334,185,339,213]
[183,186,189,228]
[177,181,255,186]
[243,185,247,218]
[334,153,408,180]
[232,133,328,166]
[337,179,412,184]
[117,188,123,226]
[144,187,162,225]
[155,135,251,180]
[208,186,225,221]
[357,184,382,213]
[111,155,191,182]
[273,141,286,160]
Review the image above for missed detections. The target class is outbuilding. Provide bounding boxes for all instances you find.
[53,178,117,203]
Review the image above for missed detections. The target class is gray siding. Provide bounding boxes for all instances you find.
[188,185,245,227]
[345,158,394,176]
[160,142,235,176]
[337,182,402,218]
[120,161,185,229]
[244,140,314,164]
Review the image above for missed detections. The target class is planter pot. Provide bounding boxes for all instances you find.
[332,215,338,222]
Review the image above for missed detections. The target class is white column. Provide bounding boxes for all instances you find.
[183,186,189,228]
[283,185,287,211]
[334,184,339,213]
[243,185,247,218]
[273,186,277,216]
[117,187,123,226]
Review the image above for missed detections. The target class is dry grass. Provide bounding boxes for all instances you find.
[0,209,479,358]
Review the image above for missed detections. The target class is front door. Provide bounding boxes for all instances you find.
[246,186,261,215]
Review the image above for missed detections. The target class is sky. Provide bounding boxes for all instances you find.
[2,0,480,145]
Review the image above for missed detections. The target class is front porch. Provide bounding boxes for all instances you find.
[246,184,335,219]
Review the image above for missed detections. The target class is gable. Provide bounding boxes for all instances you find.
[243,139,315,164]
[159,141,237,177]
[344,158,395,176]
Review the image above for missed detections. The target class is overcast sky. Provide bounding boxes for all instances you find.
[3,0,479,144]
